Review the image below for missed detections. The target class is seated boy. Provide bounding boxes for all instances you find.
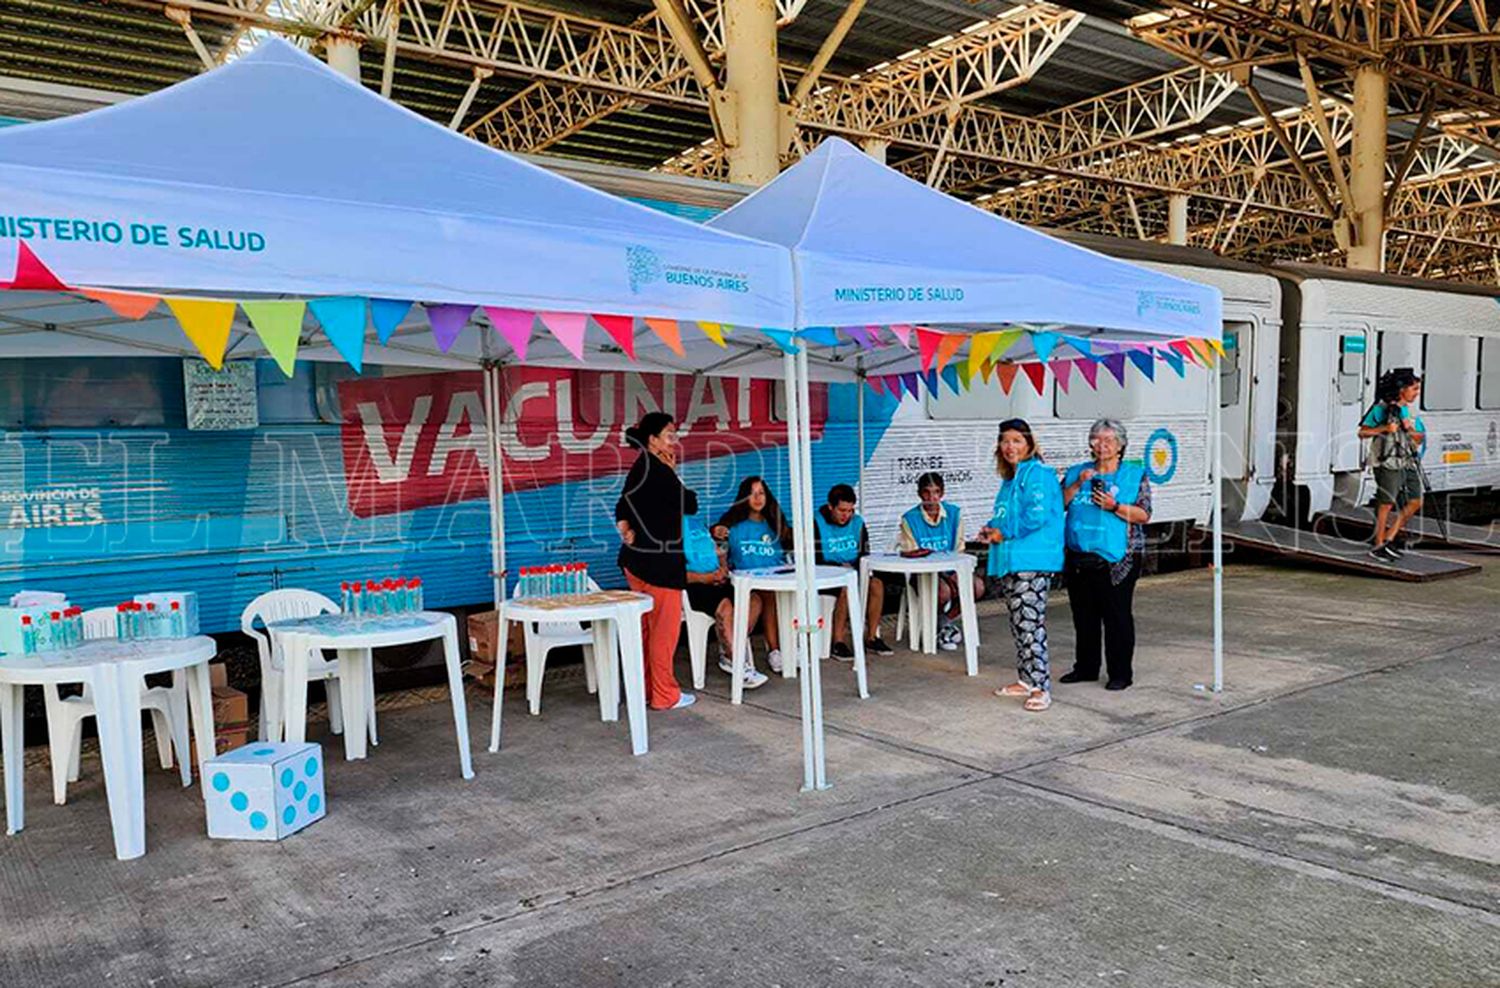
[813,484,893,658]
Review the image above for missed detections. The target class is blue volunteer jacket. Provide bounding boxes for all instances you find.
[985,458,1064,577]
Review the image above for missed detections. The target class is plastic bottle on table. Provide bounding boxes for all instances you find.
[340,582,350,614]
[410,578,423,611]
[144,603,158,639]
[115,604,126,640]
[384,579,399,613]
[20,615,36,655]
[170,600,184,638]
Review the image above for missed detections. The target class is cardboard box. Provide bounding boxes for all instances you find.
[464,610,525,688]
[190,685,251,771]
[204,742,325,841]
[210,661,228,688]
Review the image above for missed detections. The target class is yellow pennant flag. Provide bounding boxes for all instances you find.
[1208,337,1227,357]
[241,299,307,377]
[966,331,1012,380]
[697,321,727,347]
[166,297,237,369]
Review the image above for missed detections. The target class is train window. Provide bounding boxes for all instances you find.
[1219,328,1242,407]
[1420,335,1466,412]
[1336,333,1365,405]
[1479,339,1500,410]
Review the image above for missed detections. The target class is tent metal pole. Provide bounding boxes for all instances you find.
[484,363,507,611]
[797,347,829,789]
[1211,350,1224,693]
[856,356,866,503]
[782,349,817,791]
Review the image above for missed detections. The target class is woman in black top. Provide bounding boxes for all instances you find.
[615,412,697,710]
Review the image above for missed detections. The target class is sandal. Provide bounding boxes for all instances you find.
[994,682,1033,698]
[1023,690,1051,712]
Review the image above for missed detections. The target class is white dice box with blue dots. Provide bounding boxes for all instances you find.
[204,742,325,841]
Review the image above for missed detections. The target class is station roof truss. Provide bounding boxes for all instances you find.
[3,0,1500,284]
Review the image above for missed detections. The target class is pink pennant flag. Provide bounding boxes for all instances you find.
[882,374,904,397]
[593,314,636,360]
[1048,359,1072,393]
[483,306,535,360]
[868,375,885,395]
[541,311,589,360]
[1021,361,1047,394]
[2,241,69,291]
[887,324,913,349]
[1075,357,1100,390]
[426,303,475,353]
[863,325,889,348]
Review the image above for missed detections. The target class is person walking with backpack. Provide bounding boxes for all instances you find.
[1360,369,1426,562]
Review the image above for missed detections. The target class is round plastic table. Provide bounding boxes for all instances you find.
[492,591,653,756]
[0,636,217,860]
[268,611,472,779]
[728,565,870,705]
[860,552,981,675]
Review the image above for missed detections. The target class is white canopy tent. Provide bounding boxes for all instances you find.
[707,138,1227,789]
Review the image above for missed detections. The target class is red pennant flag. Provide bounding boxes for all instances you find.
[1075,357,1100,389]
[868,375,885,395]
[593,314,636,360]
[3,242,69,291]
[1170,339,1200,365]
[1048,359,1072,393]
[80,288,160,320]
[915,328,944,372]
[997,362,1019,395]
[934,332,965,372]
[1022,361,1047,394]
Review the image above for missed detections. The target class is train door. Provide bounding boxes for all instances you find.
[1330,324,1374,476]
[1217,322,1251,481]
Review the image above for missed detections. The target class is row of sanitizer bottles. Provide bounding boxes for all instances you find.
[518,564,590,598]
[115,601,187,640]
[339,578,424,618]
[18,607,86,654]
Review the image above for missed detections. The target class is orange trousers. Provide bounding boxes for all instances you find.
[623,570,685,710]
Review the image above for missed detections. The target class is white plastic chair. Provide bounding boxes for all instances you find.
[816,595,838,660]
[44,606,192,806]
[242,589,375,744]
[681,592,715,690]
[516,579,601,715]
[895,577,934,650]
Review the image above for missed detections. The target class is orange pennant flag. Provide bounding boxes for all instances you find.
[933,332,965,372]
[1190,338,1216,365]
[644,317,685,357]
[80,287,160,320]
[996,362,1019,395]
[697,321,726,347]
[166,297,237,369]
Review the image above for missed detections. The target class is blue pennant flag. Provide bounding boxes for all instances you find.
[796,326,842,347]
[1063,335,1094,358]
[1030,330,1060,363]
[1160,349,1186,378]
[370,299,413,345]
[760,328,801,353]
[307,296,368,372]
[940,364,962,396]
[1126,348,1156,381]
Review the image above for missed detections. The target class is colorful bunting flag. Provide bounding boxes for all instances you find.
[593,314,636,359]
[934,333,965,372]
[540,311,588,360]
[643,317,684,357]
[309,296,371,369]
[1190,338,1216,365]
[923,368,940,397]
[883,374,905,398]
[760,328,800,353]
[1021,361,1047,394]
[1102,351,1129,386]
[1063,335,1094,358]
[997,362,1019,395]
[899,371,920,400]
[1160,349,1186,378]
[3,242,68,291]
[868,375,885,395]
[1171,339,1200,365]
[484,307,534,360]
[1048,359,1073,393]
[1076,357,1100,390]
[888,324,913,349]
[80,288,160,320]
[370,299,413,345]
[166,297,237,370]
[240,299,306,377]
[697,321,726,347]
[798,326,841,347]
[1126,348,1156,381]
[967,330,1016,380]
[915,328,943,372]
[1209,337,1227,357]
[1030,331,1060,364]
[845,325,878,350]
[952,359,972,392]
[940,364,962,397]
[1091,340,1123,355]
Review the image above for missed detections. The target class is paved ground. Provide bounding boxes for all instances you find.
[2,553,1498,988]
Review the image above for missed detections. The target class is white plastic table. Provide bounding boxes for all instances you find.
[860,552,981,675]
[0,636,217,861]
[268,611,472,779]
[491,591,652,756]
[728,565,869,705]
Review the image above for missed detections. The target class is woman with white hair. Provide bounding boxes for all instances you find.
[1060,418,1152,691]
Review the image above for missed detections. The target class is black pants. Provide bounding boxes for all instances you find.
[1065,552,1138,684]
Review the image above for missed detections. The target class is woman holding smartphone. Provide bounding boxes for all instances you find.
[1060,418,1152,691]
[976,419,1064,712]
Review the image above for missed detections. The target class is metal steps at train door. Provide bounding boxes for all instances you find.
[1203,519,1482,582]
[1315,503,1500,555]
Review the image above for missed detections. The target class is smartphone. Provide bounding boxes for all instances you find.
[1091,477,1106,496]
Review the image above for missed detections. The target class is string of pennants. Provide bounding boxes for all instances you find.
[2,243,1223,383]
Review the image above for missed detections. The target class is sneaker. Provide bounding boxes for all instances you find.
[767,648,785,674]
[830,640,855,662]
[866,637,895,656]
[718,655,768,689]
[1368,545,1395,562]
[937,623,961,651]
[1386,541,1407,558]
[670,692,697,710]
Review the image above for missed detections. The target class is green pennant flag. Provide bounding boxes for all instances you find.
[241,299,307,377]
